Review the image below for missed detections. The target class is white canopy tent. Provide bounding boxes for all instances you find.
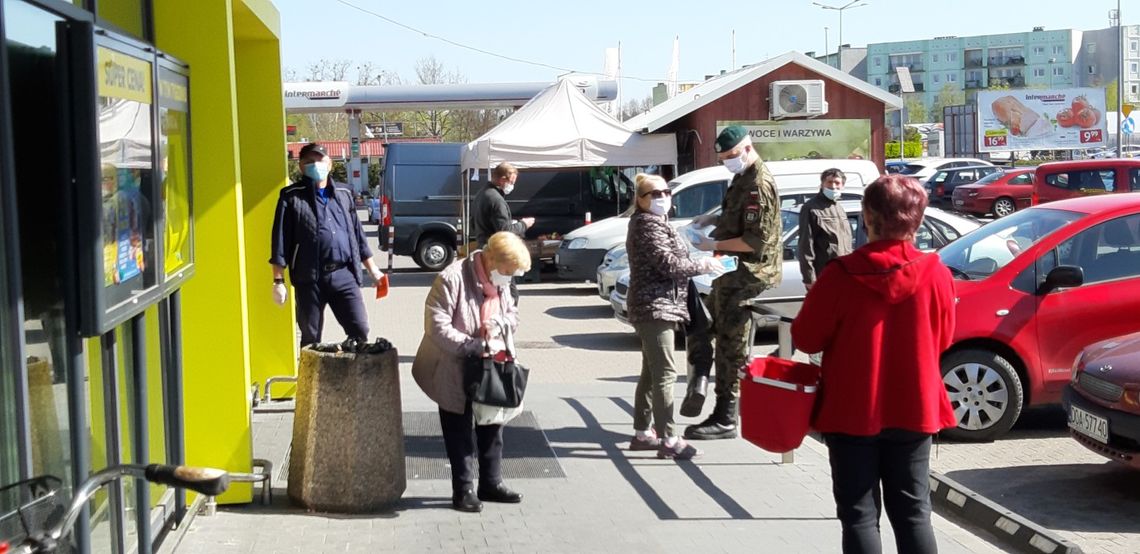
[458,80,677,252]
[461,79,677,172]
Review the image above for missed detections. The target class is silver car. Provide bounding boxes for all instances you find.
[610,201,980,328]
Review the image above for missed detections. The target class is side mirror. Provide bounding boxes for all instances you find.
[1040,265,1083,293]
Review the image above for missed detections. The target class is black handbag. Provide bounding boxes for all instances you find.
[464,326,529,408]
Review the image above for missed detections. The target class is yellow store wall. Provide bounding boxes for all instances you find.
[152,0,285,504]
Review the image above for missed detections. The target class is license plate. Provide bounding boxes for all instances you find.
[1069,405,1109,443]
[954,200,964,206]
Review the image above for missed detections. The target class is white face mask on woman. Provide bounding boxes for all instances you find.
[490,270,514,286]
[648,197,671,216]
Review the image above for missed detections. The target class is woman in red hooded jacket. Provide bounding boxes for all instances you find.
[792,174,957,554]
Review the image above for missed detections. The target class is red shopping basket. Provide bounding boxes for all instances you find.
[739,357,820,453]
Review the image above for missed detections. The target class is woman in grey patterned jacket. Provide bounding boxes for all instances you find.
[626,174,722,460]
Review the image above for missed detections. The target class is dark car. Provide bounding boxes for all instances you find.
[923,165,1003,205]
[951,168,1035,218]
[1065,331,1140,469]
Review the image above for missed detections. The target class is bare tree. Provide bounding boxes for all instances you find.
[449,108,512,143]
[619,96,655,121]
[412,55,464,138]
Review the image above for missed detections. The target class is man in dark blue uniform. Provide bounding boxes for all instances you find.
[270,143,384,347]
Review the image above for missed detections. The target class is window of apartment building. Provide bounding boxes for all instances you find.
[890,53,922,70]
[933,74,941,84]
[948,52,958,62]
[1033,46,1045,55]
[1087,43,1096,54]
[874,77,882,86]
[967,69,983,83]
[1088,64,1096,74]
[1053,66,1066,76]
[989,46,1024,64]
[1132,62,1139,75]
[1132,40,1138,52]
[948,73,957,82]
[1033,68,1045,77]
[875,57,882,67]
[933,53,940,63]
[1053,45,1064,55]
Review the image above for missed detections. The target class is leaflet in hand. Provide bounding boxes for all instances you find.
[718,255,738,272]
[681,224,707,246]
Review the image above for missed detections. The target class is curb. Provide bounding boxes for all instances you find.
[930,472,1082,554]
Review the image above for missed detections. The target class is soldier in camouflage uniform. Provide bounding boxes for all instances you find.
[683,125,783,440]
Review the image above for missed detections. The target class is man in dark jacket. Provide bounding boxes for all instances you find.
[472,162,534,247]
[270,143,384,347]
[798,168,854,289]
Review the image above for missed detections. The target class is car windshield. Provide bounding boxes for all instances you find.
[780,209,801,236]
[900,164,927,175]
[938,207,1082,280]
[973,171,1005,185]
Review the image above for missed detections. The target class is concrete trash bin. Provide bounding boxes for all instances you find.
[287,345,405,512]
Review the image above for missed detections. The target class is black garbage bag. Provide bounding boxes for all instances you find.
[309,337,393,354]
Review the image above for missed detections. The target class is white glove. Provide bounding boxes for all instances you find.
[698,257,726,276]
[695,234,718,252]
[487,337,507,354]
[691,214,717,228]
[272,283,287,305]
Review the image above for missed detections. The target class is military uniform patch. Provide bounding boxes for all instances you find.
[745,210,759,223]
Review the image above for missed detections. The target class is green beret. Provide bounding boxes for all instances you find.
[715,125,748,153]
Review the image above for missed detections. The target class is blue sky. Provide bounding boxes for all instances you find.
[276,0,1136,101]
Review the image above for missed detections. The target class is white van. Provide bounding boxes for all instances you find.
[554,159,881,282]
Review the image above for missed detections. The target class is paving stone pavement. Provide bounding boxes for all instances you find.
[174,256,1007,553]
[928,407,1140,554]
[173,379,1005,554]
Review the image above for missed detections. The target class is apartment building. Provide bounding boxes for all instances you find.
[865,25,1140,122]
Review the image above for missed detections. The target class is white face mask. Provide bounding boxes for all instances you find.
[822,187,840,201]
[502,183,515,195]
[648,197,671,216]
[722,149,750,174]
[490,270,514,286]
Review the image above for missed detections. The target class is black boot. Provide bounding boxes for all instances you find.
[679,375,708,418]
[452,486,483,513]
[683,396,738,440]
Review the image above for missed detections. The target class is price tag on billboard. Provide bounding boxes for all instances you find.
[1079,129,1104,143]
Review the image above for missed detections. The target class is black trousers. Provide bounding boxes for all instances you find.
[294,266,369,347]
[823,429,938,554]
[439,404,504,493]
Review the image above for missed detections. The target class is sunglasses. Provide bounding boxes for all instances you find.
[640,189,672,199]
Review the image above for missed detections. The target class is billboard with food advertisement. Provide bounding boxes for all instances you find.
[977,88,1107,152]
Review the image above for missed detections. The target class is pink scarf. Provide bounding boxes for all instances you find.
[472,252,502,338]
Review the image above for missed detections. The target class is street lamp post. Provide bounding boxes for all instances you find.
[813,0,869,72]
[825,26,830,67]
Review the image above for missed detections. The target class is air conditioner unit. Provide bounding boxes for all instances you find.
[770,80,828,119]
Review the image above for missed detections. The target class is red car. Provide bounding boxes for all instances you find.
[951,168,1035,218]
[937,194,1140,441]
[1032,158,1140,206]
[1065,332,1140,468]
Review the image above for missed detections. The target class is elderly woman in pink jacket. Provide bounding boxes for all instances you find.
[412,231,531,513]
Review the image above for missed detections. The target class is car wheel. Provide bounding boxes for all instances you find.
[992,197,1017,218]
[940,349,1024,442]
[414,235,455,271]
